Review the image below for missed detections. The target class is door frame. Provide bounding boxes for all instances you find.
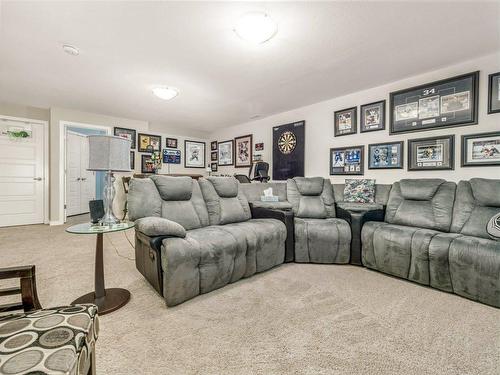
[0,114,50,224]
[59,121,111,224]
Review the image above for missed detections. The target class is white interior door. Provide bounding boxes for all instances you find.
[66,132,96,216]
[0,121,45,227]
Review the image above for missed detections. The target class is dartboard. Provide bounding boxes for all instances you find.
[278,131,296,154]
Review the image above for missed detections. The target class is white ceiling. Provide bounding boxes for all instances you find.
[0,1,498,132]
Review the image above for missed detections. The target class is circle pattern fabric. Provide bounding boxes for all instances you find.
[0,304,98,375]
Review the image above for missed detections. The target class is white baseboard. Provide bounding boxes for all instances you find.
[49,220,64,226]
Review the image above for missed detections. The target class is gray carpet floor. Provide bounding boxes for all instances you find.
[0,216,499,375]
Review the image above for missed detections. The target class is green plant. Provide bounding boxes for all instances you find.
[7,130,31,138]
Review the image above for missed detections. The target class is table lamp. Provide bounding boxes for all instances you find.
[88,135,131,226]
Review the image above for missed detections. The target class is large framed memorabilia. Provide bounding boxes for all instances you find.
[272,120,305,180]
[408,135,454,171]
[368,141,403,169]
[162,149,181,164]
[184,140,205,168]
[360,100,385,132]
[141,154,154,174]
[390,71,479,134]
[234,134,253,168]
[114,127,136,149]
[461,131,500,167]
[330,145,364,175]
[334,107,357,136]
[488,72,500,114]
[218,140,234,166]
[138,133,161,152]
[165,137,178,148]
[210,141,218,151]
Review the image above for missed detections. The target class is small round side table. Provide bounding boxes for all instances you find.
[66,221,135,315]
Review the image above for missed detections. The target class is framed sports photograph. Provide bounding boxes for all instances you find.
[218,139,234,166]
[390,71,479,134]
[255,142,264,151]
[360,100,385,132]
[114,127,136,149]
[211,151,217,161]
[330,145,364,175]
[138,133,161,152]
[141,154,155,174]
[184,140,205,168]
[130,151,135,170]
[210,141,218,151]
[165,137,178,148]
[234,134,253,168]
[488,72,500,114]
[368,141,403,169]
[334,107,357,136]
[408,135,454,171]
[461,131,500,167]
[163,149,181,164]
[211,162,218,172]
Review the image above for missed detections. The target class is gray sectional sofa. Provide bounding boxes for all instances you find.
[128,175,500,308]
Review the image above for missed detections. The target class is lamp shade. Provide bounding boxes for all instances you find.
[87,135,131,171]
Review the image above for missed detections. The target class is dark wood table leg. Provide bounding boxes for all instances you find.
[72,233,130,315]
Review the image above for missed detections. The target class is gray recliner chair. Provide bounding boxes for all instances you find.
[287,177,351,263]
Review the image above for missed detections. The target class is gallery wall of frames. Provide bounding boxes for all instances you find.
[209,53,500,183]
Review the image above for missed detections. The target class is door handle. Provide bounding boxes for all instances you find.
[81,178,87,181]
[33,177,42,181]
[76,178,81,181]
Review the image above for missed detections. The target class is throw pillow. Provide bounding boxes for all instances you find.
[344,179,375,203]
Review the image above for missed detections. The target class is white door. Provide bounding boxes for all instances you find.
[0,121,45,227]
[66,132,96,216]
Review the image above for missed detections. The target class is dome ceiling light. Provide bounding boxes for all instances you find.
[234,12,278,44]
[152,87,179,100]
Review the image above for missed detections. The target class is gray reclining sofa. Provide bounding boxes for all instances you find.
[129,175,499,308]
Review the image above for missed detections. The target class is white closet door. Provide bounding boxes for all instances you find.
[79,136,96,212]
[66,132,82,216]
[0,121,45,227]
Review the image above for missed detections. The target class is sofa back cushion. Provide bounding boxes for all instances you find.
[385,179,456,232]
[199,177,252,225]
[152,176,209,230]
[451,179,500,239]
[287,177,336,219]
[128,178,162,220]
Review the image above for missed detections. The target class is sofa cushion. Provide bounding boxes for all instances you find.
[287,177,336,219]
[128,178,162,220]
[343,179,375,203]
[135,217,186,238]
[199,177,251,225]
[151,175,193,201]
[362,222,441,284]
[385,179,456,232]
[294,217,351,263]
[451,179,500,239]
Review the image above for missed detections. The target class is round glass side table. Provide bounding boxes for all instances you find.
[66,221,135,315]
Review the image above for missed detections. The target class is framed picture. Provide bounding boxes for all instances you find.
[334,107,357,136]
[408,135,454,171]
[138,133,161,152]
[114,127,137,149]
[218,140,234,166]
[461,131,500,167]
[368,141,403,169]
[210,141,218,151]
[390,71,479,134]
[211,151,217,161]
[163,149,181,164]
[184,140,206,168]
[141,154,155,174]
[234,134,253,168]
[488,72,500,114]
[255,142,264,151]
[211,162,218,172]
[330,145,364,175]
[130,151,135,170]
[360,100,385,132]
[165,137,178,148]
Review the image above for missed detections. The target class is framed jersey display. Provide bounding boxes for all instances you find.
[272,120,305,180]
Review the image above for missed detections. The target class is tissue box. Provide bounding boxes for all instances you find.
[261,196,279,202]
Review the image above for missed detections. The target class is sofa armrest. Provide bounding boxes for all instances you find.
[250,203,295,262]
[135,217,186,238]
[336,206,385,266]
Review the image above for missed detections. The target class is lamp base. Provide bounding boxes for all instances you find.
[100,171,119,226]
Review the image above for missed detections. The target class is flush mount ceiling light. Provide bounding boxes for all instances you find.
[152,87,179,100]
[62,44,79,56]
[234,12,278,44]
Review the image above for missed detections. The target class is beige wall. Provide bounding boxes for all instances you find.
[0,102,50,122]
[209,52,500,183]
